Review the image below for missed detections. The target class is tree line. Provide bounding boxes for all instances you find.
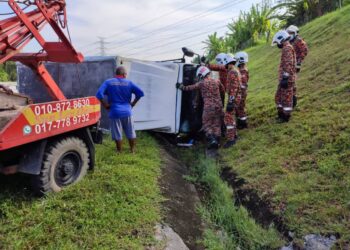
[204,0,349,60]
[0,62,17,82]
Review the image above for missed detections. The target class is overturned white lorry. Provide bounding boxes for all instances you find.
[17,54,202,135]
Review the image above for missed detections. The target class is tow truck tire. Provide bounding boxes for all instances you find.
[32,137,89,195]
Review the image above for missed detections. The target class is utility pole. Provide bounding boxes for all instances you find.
[97,37,109,56]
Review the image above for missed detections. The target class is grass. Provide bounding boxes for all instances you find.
[222,5,350,245]
[179,148,284,249]
[0,133,162,249]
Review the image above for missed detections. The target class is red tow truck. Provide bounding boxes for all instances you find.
[0,0,101,194]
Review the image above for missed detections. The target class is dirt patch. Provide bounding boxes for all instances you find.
[159,147,205,250]
[220,166,292,241]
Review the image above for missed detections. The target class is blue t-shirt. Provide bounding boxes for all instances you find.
[96,77,144,119]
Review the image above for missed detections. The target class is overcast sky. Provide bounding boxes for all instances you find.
[1,0,261,61]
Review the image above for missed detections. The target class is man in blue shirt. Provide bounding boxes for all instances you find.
[96,66,144,153]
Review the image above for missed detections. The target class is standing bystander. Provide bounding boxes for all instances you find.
[96,66,144,153]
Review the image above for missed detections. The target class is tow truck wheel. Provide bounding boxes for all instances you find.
[32,137,89,195]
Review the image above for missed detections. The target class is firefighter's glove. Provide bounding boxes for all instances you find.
[176,83,184,90]
[296,63,301,73]
[280,73,289,89]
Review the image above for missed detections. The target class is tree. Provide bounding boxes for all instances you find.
[278,0,348,25]
[203,32,227,61]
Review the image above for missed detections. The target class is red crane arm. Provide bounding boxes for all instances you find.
[0,0,84,101]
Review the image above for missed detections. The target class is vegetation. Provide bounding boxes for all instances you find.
[204,0,350,60]
[180,149,284,249]
[278,0,350,26]
[0,62,17,82]
[0,134,162,249]
[204,0,282,60]
[222,5,350,246]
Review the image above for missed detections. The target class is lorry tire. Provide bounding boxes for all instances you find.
[31,137,89,195]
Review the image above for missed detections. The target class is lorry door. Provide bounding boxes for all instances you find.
[176,64,201,135]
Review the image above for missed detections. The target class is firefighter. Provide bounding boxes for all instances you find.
[0,84,13,94]
[234,51,249,129]
[177,66,224,149]
[287,25,309,107]
[206,53,228,136]
[223,54,241,148]
[272,30,296,122]
[207,53,228,89]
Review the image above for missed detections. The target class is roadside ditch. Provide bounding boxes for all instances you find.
[155,134,338,250]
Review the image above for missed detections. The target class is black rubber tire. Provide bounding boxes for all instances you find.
[31,137,89,195]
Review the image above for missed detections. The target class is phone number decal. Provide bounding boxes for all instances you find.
[34,114,90,134]
[33,99,90,116]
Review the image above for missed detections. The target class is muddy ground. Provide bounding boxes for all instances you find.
[159,148,205,250]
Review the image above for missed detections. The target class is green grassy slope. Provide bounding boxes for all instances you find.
[0,133,162,249]
[223,6,350,244]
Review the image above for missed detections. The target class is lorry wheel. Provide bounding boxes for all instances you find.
[32,137,90,195]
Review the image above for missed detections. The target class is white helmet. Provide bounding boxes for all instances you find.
[224,54,236,65]
[196,66,210,79]
[287,25,299,40]
[272,30,290,46]
[235,51,249,66]
[215,53,227,65]
[287,25,299,35]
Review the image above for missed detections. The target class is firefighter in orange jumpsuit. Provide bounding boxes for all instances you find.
[272,30,296,122]
[287,25,309,107]
[207,53,228,105]
[223,55,241,148]
[234,51,249,129]
[177,66,225,149]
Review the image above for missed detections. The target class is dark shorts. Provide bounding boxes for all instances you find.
[110,116,136,141]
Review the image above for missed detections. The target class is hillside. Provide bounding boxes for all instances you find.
[223,5,350,245]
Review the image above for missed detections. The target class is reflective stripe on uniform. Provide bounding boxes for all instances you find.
[283,107,293,112]
[238,116,247,121]
[226,126,235,129]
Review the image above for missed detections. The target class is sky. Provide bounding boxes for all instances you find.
[0,0,262,61]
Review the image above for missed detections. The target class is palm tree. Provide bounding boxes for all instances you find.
[203,32,227,61]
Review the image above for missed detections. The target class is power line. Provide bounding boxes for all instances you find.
[79,41,99,49]
[107,0,204,39]
[125,25,227,57]
[109,18,231,55]
[100,0,244,51]
[143,41,206,60]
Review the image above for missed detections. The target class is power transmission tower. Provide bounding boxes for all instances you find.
[97,37,109,56]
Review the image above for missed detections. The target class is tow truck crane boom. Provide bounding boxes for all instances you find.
[0,0,83,100]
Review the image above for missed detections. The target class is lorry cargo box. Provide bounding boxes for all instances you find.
[17,56,200,134]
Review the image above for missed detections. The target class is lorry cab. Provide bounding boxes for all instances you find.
[17,56,202,136]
